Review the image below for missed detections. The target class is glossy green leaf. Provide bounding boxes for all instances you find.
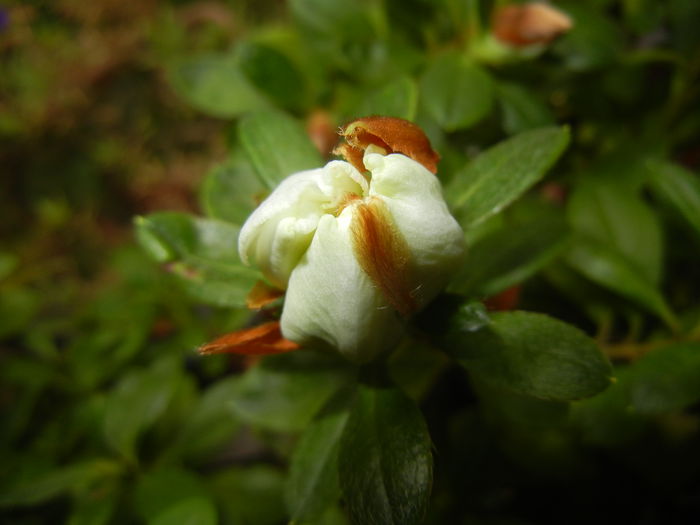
[229,350,352,432]
[441,309,613,400]
[200,155,265,226]
[168,53,268,118]
[239,109,322,189]
[647,160,700,239]
[339,384,432,525]
[286,392,351,523]
[565,238,676,327]
[568,180,663,284]
[448,126,570,229]
[103,358,181,461]
[419,52,494,131]
[497,82,555,135]
[357,76,419,121]
[449,208,569,297]
[134,212,259,307]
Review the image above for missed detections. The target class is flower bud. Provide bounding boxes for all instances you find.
[492,2,572,48]
[238,126,465,363]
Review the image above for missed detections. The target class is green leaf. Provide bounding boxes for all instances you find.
[103,358,181,461]
[419,52,494,131]
[441,310,613,400]
[0,460,120,508]
[134,212,259,307]
[339,384,432,525]
[647,160,700,240]
[239,109,322,189]
[388,340,449,401]
[151,498,217,525]
[286,391,351,523]
[0,287,39,338]
[67,485,118,525]
[625,342,700,414]
[200,154,265,226]
[497,82,555,135]
[568,180,663,284]
[229,350,353,432]
[209,466,287,525]
[565,238,676,327]
[134,468,211,523]
[449,207,569,297]
[236,41,307,112]
[177,377,241,462]
[168,53,268,118]
[572,343,700,443]
[553,3,624,70]
[357,76,419,121]
[448,126,570,229]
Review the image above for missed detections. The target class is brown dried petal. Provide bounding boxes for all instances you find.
[493,2,573,48]
[338,116,440,174]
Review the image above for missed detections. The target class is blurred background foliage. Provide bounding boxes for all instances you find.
[2,0,700,523]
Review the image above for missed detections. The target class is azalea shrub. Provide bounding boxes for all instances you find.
[2,1,700,524]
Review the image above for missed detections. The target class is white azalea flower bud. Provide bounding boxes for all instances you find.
[238,147,466,363]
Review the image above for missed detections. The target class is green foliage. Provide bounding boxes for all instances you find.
[135,212,259,307]
[447,126,570,229]
[228,351,353,433]
[168,53,269,118]
[239,110,322,189]
[421,301,612,401]
[338,384,432,525]
[285,392,351,523]
[3,1,700,524]
[419,52,494,131]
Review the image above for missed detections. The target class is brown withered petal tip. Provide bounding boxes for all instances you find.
[493,2,573,48]
[338,116,440,174]
[198,321,300,356]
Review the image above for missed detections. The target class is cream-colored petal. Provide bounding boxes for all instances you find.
[238,169,325,260]
[238,162,369,288]
[365,152,466,306]
[281,210,404,363]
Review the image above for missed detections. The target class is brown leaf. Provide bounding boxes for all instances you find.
[337,116,440,174]
[198,321,300,356]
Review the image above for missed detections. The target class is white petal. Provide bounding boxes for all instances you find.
[365,152,466,305]
[281,210,404,363]
[238,162,368,289]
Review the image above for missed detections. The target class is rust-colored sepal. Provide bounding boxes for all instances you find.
[246,280,284,310]
[337,116,440,174]
[493,2,573,48]
[198,321,300,356]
